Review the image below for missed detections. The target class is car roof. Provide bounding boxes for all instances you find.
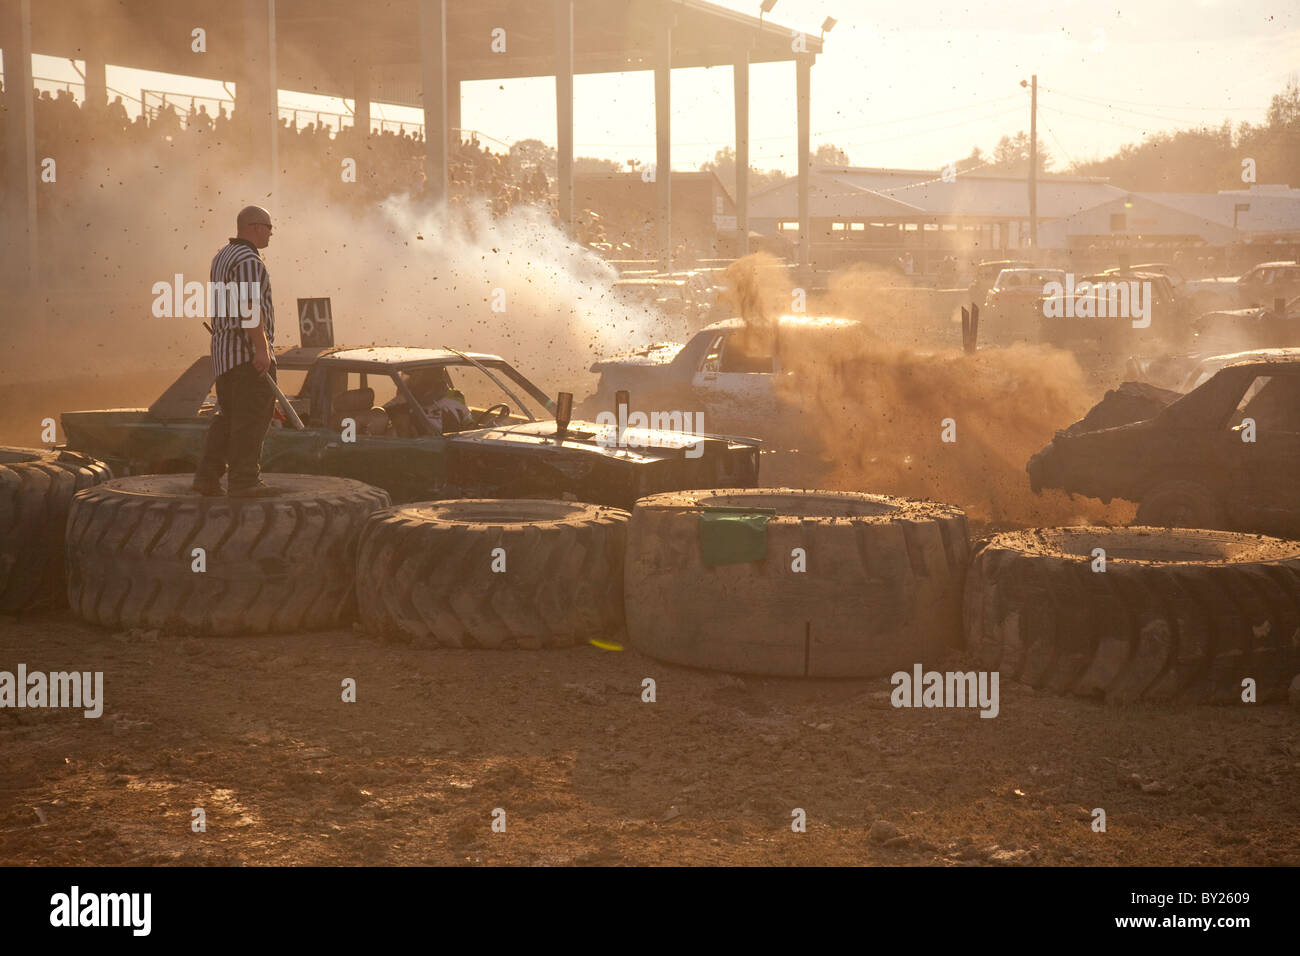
[1219,350,1300,373]
[1104,262,1175,272]
[1083,271,1167,281]
[1204,347,1300,366]
[613,277,687,288]
[1249,261,1299,269]
[317,346,505,368]
[700,315,860,333]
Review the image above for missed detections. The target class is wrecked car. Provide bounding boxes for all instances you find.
[1235,260,1300,308]
[1192,293,1300,353]
[579,315,860,437]
[60,344,760,510]
[1027,351,1300,536]
[968,259,1033,308]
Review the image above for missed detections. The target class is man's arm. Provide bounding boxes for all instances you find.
[236,256,272,373]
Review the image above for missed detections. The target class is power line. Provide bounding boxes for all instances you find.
[1038,103,1170,134]
[814,92,1028,135]
[1039,91,1227,126]
[1038,84,1266,115]
[1040,119,1077,170]
[839,105,1026,150]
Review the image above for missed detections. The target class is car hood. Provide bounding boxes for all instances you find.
[590,342,685,372]
[446,418,749,460]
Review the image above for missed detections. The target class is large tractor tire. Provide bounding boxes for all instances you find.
[964,526,1300,704]
[0,447,112,611]
[66,474,391,634]
[355,499,628,648]
[624,488,970,677]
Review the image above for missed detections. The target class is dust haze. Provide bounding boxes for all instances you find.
[725,253,1135,527]
[0,139,678,435]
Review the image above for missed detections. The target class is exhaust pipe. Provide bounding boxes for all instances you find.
[615,389,629,449]
[555,391,572,443]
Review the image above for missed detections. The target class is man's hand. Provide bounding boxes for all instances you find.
[252,340,272,374]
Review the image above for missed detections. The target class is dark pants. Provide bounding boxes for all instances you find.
[196,362,275,489]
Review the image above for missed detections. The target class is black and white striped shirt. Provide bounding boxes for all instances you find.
[209,238,275,377]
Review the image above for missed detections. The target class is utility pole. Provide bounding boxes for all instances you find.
[1028,74,1038,253]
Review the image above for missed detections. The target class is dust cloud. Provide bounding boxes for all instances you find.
[0,137,679,441]
[726,253,1136,528]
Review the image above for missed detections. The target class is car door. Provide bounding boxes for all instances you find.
[1238,267,1270,306]
[1230,372,1300,537]
[317,370,448,502]
[690,330,777,431]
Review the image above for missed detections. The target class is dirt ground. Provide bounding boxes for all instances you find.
[2,608,1297,866]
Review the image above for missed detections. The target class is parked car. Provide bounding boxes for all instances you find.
[1192,293,1300,353]
[1234,260,1300,308]
[983,268,1066,345]
[1039,271,1189,372]
[968,259,1033,307]
[1100,262,1246,315]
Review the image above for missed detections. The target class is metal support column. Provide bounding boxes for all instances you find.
[353,62,370,136]
[418,0,448,201]
[733,49,750,257]
[240,0,278,204]
[84,50,107,112]
[1,0,38,286]
[448,76,461,147]
[796,53,812,274]
[554,0,574,233]
[654,11,673,271]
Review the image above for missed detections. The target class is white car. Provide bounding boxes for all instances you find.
[581,315,861,437]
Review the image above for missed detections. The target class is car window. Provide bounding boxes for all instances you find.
[444,363,539,420]
[699,335,726,373]
[275,369,308,398]
[718,333,775,374]
[1237,374,1300,432]
[361,372,399,408]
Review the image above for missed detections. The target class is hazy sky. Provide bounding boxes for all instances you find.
[26,0,1300,175]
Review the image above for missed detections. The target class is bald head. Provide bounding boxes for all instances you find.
[236,205,273,248]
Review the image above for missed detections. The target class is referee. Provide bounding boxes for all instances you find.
[192,205,279,497]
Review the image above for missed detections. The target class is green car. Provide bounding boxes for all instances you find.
[62,345,761,509]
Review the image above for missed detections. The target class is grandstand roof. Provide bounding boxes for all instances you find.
[32,0,822,105]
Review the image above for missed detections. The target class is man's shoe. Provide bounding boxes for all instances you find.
[227,481,279,498]
[191,479,224,497]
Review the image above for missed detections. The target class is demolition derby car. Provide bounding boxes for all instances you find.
[579,315,860,436]
[61,344,760,509]
[1027,349,1300,537]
